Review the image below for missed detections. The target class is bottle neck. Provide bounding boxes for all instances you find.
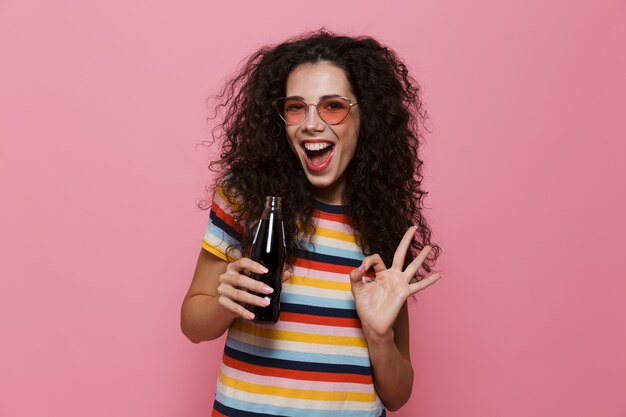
[261,196,282,219]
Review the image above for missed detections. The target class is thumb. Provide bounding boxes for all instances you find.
[349,263,366,289]
[281,266,293,282]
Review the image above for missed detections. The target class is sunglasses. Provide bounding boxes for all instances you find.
[275,96,359,126]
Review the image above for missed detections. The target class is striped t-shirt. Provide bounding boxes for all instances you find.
[201,188,386,417]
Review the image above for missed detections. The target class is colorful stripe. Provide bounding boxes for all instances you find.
[214,393,386,417]
[224,338,371,367]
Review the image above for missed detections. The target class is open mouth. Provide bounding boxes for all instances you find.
[303,141,335,172]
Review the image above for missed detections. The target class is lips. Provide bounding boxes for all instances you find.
[301,139,335,173]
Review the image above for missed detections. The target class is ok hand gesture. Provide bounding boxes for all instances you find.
[349,226,442,339]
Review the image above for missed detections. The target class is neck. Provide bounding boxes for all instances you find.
[313,179,345,205]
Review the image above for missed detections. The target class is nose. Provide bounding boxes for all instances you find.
[302,103,324,132]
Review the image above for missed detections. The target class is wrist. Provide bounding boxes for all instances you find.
[362,324,395,346]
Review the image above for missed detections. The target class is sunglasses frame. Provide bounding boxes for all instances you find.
[275,96,359,126]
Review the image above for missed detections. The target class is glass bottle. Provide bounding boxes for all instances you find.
[244,196,286,323]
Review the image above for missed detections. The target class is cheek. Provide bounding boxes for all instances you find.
[346,126,359,155]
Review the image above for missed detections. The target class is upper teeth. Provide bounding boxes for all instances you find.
[304,142,332,151]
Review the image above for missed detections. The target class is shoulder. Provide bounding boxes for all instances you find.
[212,176,243,211]
[201,181,245,262]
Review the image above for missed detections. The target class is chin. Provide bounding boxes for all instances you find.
[304,172,336,188]
[307,177,347,204]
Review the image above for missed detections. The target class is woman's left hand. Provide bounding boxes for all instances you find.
[349,226,442,339]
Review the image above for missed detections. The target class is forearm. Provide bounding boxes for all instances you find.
[365,330,414,411]
[180,293,237,343]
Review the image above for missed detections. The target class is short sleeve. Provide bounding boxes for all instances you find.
[201,186,244,262]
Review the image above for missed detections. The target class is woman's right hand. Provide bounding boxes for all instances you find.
[216,257,292,320]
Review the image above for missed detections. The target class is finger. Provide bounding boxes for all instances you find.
[218,295,256,320]
[223,273,274,295]
[228,257,269,275]
[219,284,272,308]
[349,264,367,292]
[349,262,366,283]
[407,273,442,295]
[360,253,387,274]
[281,267,293,282]
[392,226,418,270]
[403,245,432,280]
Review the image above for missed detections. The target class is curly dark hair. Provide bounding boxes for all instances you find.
[200,29,441,279]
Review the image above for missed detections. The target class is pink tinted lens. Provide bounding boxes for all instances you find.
[318,98,350,124]
[282,98,307,124]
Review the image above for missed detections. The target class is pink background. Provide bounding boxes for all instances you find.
[1,0,625,416]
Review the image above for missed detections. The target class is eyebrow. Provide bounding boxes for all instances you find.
[284,94,345,101]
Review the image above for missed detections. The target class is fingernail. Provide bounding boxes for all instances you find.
[263,286,274,294]
[357,264,365,273]
[247,312,255,320]
[262,297,270,306]
[260,266,269,273]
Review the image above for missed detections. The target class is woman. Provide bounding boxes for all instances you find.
[181,29,442,416]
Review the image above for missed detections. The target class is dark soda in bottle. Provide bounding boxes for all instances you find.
[244,196,286,323]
